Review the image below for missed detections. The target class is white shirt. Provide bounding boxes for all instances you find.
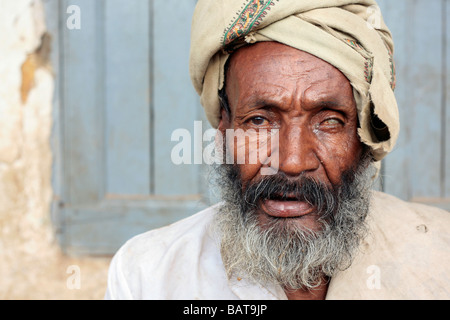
[104,191,450,300]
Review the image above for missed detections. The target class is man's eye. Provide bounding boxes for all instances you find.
[322,118,342,126]
[248,116,268,126]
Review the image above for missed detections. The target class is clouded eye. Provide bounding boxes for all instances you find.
[322,118,342,126]
[316,117,345,132]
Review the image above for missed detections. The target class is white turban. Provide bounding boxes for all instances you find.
[189,0,399,161]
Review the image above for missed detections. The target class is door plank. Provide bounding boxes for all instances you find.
[445,0,450,198]
[62,0,104,204]
[152,0,202,196]
[104,0,152,195]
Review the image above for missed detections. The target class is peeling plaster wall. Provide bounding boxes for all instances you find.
[0,0,110,299]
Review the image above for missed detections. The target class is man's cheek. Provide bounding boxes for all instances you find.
[238,164,263,189]
[231,129,280,178]
[259,130,280,176]
[319,146,360,185]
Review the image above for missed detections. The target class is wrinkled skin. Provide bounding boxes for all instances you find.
[217,42,364,299]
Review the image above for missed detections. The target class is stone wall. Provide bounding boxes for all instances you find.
[0,0,111,299]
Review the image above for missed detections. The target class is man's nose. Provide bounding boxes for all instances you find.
[278,125,320,177]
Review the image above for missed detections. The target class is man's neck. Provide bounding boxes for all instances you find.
[284,279,329,300]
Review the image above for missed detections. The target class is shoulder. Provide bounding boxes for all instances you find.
[329,191,450,299]
[370,191,450,233]
[364,191,450,298]
[369,191,450,255]
[105,204,223,299]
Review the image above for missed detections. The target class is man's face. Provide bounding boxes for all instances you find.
[218,41,364,232]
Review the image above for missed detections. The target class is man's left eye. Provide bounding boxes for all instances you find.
[322,118,342,125]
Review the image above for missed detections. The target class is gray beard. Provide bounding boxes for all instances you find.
[211,155,375,291]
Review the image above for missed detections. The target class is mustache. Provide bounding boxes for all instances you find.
[240,172,338,219]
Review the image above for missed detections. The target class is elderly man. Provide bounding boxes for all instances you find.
[105,0,450,300]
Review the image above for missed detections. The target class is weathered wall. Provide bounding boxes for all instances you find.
[0,0,110,299]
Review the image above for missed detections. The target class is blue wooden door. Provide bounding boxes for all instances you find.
[46,0,211,255]
[45,0,449,255]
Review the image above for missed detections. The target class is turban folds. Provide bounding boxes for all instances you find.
[189,0,399,161]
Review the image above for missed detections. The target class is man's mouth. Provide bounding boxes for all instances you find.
[259,193,315,218]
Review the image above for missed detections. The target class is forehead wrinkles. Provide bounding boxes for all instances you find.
[230,50,333,83]
[228,44,350,102]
